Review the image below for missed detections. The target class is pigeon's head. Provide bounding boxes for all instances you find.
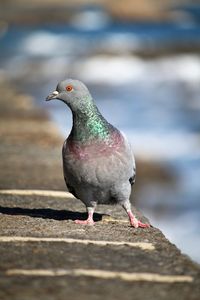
[46,79,92,110]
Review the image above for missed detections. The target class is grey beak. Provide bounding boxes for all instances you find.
[46,90,59,101]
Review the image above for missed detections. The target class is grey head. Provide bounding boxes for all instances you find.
[46,79,93,111]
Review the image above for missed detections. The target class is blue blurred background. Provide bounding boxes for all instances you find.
[0,0,200,263]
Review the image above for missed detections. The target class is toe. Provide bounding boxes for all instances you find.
[130,218,150,228]
[138,221,150,228]
[74,219,94,225]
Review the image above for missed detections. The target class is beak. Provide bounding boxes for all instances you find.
[46,90,59,101]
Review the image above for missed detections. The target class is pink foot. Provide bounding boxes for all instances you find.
[136,220,150,228]
[74,209,95,225]
[74,219,95,225]
[128,211,150,228]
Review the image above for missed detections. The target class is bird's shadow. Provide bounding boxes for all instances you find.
[0,206,103,222]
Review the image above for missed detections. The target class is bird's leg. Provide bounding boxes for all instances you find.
[122,202,150,228]
[75,207,95,225]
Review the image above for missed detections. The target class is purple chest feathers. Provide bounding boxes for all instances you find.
[66,131,125,160]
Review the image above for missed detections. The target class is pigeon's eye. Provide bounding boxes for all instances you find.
[66,85,73,92]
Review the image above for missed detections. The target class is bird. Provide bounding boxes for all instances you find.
[46,79,150,228]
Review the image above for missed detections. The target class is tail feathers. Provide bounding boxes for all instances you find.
[129,173,136,185]
[129,165,136,185]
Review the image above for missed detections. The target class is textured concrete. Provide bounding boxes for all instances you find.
[0,79,200,300]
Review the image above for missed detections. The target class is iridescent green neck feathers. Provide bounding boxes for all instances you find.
[69,96,113,143]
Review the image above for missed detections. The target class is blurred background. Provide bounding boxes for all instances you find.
[0,0,200,263]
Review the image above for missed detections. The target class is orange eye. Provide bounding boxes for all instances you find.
[66,85,73,92]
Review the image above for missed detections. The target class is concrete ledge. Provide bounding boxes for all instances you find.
[0,79,200,300]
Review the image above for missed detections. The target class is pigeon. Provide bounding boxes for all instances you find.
[46,79,150,228]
